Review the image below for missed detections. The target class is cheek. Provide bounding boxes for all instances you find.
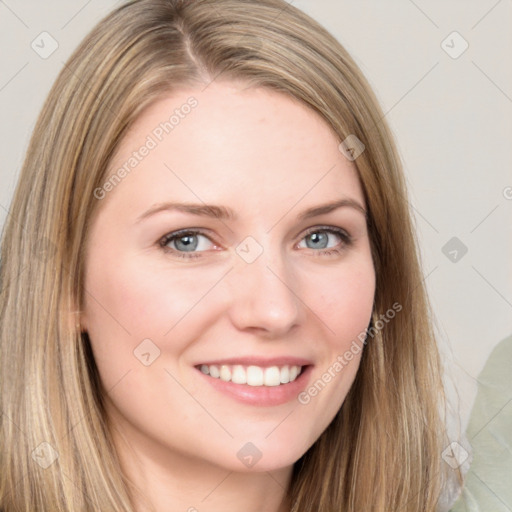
[82,251,228,378]
[306,257,375,348]
[285,256,374,452]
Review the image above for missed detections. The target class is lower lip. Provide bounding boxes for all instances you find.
[196,366,313,407]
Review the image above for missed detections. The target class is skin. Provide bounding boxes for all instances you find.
[81,81,375,512]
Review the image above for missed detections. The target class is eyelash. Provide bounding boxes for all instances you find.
[159,226,352,260]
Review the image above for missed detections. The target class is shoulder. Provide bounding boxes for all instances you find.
[450,333,512,512]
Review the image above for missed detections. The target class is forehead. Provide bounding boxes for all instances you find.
[102,81,364,214]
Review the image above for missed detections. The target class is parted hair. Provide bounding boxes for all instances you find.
[0,0,449,510]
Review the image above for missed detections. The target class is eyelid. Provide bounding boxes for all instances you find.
[160,227,214,241]
[299,224,350,239]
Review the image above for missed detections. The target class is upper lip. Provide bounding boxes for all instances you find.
[195,356,313,368]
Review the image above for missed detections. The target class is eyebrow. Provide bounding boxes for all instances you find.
[297,199,367,220]
[136,198,367,223]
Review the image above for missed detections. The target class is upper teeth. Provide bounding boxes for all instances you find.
[199,364,303,387]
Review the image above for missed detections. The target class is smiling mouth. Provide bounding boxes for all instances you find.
[196,364,304,387]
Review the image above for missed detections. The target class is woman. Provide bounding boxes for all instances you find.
[0,0,454,510]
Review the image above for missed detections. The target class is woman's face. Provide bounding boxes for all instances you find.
[82,81,375,475]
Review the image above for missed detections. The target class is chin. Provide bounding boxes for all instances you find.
[219,435,315,474]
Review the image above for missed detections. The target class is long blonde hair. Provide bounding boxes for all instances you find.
[0,0,448,510]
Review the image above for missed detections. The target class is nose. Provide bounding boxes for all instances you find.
[226,248,302,338]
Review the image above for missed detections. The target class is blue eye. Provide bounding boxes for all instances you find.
[298,227,351,254]
[160,230,215,257]
[159,226,352,260]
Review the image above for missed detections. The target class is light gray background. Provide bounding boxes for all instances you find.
[1,0,511,430]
